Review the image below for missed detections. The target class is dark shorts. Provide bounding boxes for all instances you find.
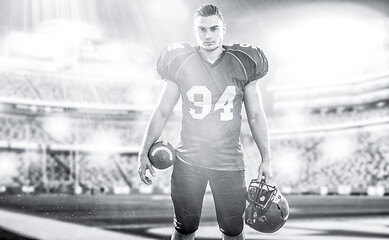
[171,158,247,236]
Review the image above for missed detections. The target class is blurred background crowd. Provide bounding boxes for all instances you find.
[0,0,388,197]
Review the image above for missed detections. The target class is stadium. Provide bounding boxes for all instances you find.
[0,0,388,239]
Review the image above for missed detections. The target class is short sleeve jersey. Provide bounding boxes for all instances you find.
[157,43,268,171]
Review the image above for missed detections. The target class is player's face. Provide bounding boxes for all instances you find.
[193,15,226,52]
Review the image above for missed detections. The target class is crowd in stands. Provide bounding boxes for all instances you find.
[268,104,389,130]
[0,113,146,147]
[0,114,388,195]
[0,70,388,195]
[0,149,172,195]
[0,70,159,106]
[0,151,43,190]
[260,126,389,194]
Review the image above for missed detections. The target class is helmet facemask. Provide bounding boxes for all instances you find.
[245,179,289,233]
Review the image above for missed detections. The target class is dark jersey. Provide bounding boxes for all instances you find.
[157,43,268,171]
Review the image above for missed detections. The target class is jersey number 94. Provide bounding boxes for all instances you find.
[187,85,236,121]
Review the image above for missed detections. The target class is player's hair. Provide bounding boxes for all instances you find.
[194,4,224,21]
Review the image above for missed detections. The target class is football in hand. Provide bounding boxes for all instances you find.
[148,140,175,169]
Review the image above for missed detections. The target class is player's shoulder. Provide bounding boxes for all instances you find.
[225,43,269,81]
[225,43,264,61]
[157,43,197,80]
[161,42,197,60]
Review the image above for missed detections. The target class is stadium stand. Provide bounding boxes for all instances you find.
[268,103,389,130]
[0,67,388,196]
[0,113,146,146]
[0,70,160,106]
[242,126,389,195]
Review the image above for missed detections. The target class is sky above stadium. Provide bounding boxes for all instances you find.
[1,0,388,45]
[0,0,388,93]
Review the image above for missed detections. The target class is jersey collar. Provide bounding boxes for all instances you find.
[196,45,227,67]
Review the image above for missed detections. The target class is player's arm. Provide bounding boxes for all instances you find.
[138,80,180,185]
[243,80,272,181]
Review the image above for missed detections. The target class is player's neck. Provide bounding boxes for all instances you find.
[199,46,224,64]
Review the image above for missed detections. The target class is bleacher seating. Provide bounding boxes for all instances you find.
[0,69,388,195]
[268,105,389,130]
[244,127,389,194]
[0,113,146,146]
[0,70,159,106]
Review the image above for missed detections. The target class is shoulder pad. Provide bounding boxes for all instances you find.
[227,43,269,82]
[157,43,196,81]
[165,42,195,54]
[228,43,263,60]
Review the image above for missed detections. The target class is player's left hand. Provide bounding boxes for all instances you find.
[257,159,272,182]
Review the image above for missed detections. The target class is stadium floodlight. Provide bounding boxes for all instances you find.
[9,31,56,59]
[88,131,121,153]
[279,108,308,129]
[43,115,71,142]
[273,148,302,183]
[0,153,18,178]
[30,105,38,113]
[320,133,357,163]
[39,19,101,41]
[74,184,83,195]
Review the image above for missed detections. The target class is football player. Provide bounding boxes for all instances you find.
[138,4,272,240]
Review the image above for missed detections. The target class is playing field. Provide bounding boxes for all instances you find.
[0,194,388,239]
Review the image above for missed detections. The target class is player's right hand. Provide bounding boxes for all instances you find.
[137,153,156,185]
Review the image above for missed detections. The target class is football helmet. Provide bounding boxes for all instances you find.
[245,179,289,233]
